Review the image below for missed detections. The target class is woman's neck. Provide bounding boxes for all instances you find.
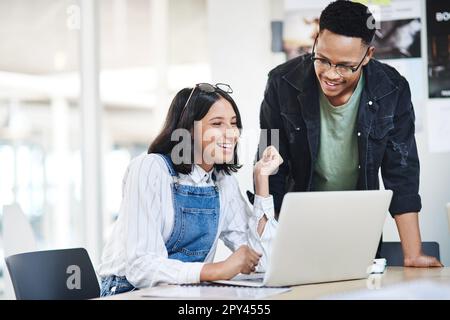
[198,162,214,173]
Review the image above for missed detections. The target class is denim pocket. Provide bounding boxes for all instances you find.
[174,207,217,257]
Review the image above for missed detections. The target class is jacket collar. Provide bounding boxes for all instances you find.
[363,59,399,101]
[282,54,317,94]
[282,54,399,101]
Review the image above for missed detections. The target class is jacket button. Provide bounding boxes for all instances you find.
[358,165,361,169]
[368,101,373,106]
[357,132,361,137]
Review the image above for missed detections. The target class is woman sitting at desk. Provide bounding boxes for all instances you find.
[98,83,283,296]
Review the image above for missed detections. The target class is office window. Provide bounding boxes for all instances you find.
[99,0,211,230]
[0,0,83,297]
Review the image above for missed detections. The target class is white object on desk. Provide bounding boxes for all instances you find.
[367,258,387,274]
[140,284,290,300]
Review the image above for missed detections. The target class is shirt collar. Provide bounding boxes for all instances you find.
[190,165,214,184]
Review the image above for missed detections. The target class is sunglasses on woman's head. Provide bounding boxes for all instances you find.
[181,83,233,116]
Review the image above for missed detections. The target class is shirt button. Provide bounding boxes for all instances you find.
[357,132,361,137]
[368,101,373,106]
[358,165,361,169]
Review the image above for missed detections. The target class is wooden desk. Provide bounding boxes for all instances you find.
[272,267,450,299]
[99,267,450,300]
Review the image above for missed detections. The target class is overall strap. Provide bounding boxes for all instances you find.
[155,154,179,183]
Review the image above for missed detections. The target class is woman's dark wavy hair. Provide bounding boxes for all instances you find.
[148,87,243,175]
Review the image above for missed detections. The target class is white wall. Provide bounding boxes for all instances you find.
[207,0,282,261]
[207,0,285,198]
[208,0,270,191]
[382,119,450,266]
[381,0,450,266]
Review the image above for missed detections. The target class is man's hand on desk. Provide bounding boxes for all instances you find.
[394,212,444,268]
[404,255,443,268]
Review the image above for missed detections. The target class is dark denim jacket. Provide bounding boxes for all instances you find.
[256,53,421,218]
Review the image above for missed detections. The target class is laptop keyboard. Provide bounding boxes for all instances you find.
[231,273,265,281]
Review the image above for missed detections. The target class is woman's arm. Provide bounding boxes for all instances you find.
[217,146,282,274]
[200,246,262,281]
[254,173,269,235]
[253,146,284,236]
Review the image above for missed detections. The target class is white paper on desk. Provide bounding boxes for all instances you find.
[322,280,450,300]
[140,285,290,300]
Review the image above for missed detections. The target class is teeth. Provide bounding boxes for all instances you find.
[218,143,233,149]
[325,81,338,86]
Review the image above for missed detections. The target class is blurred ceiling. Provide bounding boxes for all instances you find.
[0,0,208,75]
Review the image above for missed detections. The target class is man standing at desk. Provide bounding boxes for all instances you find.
[256,0,442,267]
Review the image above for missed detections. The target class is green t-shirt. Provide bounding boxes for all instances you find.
[313,73,364,191]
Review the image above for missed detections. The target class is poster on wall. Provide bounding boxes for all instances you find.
[283,8,320,60]
[370,0,424,132]
[283,0,425,131]
[426,0,450,98]
[282,1,327,60]
[282,0,422,59]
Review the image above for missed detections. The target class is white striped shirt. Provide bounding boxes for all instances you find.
[97,153,277,288]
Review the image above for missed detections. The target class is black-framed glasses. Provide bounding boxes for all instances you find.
[181,83,233,116]
[311,35,370,77]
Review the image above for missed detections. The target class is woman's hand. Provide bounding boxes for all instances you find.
[254,146,284,177]
[253,146,283,198]
[221,245,262,278]
[200,245,262,281]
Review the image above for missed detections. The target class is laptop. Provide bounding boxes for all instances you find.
[215,190,392,287]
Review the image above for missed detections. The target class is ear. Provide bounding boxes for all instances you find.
[363,46,375,66]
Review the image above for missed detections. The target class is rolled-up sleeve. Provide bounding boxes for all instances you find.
[381,79,422,216]
[219,177,277,272]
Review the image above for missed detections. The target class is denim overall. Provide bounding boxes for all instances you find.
[101,154,220,296]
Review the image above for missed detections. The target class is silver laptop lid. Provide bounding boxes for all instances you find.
[264,190,392,287]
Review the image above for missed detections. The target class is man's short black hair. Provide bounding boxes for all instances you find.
[319,0,376,45]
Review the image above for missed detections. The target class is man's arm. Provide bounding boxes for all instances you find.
[381,79,442,267]
[394,212,442,267]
